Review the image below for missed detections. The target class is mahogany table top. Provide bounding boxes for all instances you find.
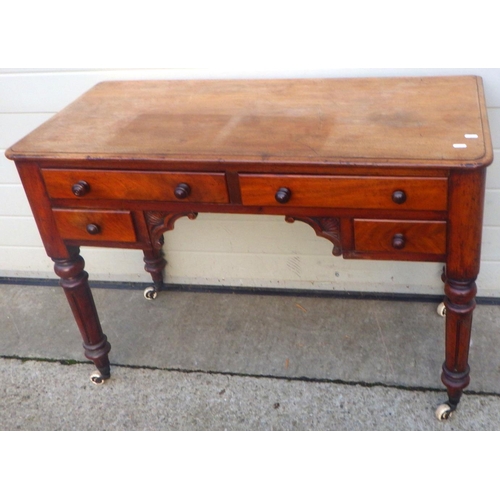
[6,76,493,168]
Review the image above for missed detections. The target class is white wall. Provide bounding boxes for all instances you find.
[1,68,499,296]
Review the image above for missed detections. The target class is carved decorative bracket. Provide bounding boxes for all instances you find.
[145,211,198,249]
[285,216,342,256]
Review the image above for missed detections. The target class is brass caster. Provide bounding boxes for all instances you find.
[435,403,453,421]
[144,286,158,300]
[437,302,446,317]
[90,371,106,385]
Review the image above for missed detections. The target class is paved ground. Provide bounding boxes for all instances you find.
[1,283,499,430]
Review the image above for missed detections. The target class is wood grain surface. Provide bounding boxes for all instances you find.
[6,77,493,167]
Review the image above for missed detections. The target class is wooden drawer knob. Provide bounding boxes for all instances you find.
[86,223,101,235]
[392,233,406,250]
[174,183,191,199]
[392,190,407,204]
[275,187,292,204]
[72,180,90,197]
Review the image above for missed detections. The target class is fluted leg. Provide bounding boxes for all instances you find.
[53,247,111,378]
[143,247,167,294]
[441,278,476,408]
[435,168,486,418]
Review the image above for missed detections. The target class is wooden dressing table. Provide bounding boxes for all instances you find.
[6,76,493,420]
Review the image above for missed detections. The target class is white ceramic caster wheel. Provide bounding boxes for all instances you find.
[90,371,106,385]
[437,302,446,317]
[144,286,158,300]
[435,403,453,421]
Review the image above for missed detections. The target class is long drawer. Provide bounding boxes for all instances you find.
[42,169,230,204]
[354,219,447,255]
[239,175,448,210]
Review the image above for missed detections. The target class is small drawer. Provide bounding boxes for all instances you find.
[42,169,229,204]
[354,219,447,255]
[53,209,137,243]
[239,175,448,211]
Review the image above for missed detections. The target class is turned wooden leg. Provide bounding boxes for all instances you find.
[143,247,167,298]
[142,211,198,299]
[436,167,487,419]
[53,247,111,379]
[441,278,476,409]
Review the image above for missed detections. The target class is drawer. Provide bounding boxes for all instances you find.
[42,169,229,204]
[354,219,447,255]
[53,209,137,243]
[239,175,448,211]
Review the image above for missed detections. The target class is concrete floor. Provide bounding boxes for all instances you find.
[1,282,500,430]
